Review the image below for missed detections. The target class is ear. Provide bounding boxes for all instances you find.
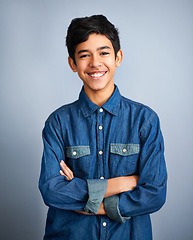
[68,56,77,72]
[115,49,123,67]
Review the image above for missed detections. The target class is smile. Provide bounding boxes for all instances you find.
[88,71,107,78]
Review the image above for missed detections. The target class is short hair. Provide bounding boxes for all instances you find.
[66,15,121,64]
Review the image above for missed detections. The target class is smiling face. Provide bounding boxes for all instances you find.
[68,33,123,101]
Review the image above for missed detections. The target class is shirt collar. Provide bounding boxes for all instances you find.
[79,85,121,117]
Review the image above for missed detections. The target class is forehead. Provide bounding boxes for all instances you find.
[75,33,113,53]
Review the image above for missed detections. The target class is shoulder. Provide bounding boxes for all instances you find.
[120,95,161,133]
[46,100,80,124]
[121,95,157,117]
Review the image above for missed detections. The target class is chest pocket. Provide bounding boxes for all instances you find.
[65,146,90,179]
[110,143,140,176]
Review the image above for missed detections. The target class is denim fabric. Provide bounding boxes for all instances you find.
[85,179,108,214]
[39,85,167,240]
[104,195,131,223]
[110,143,140,156]
[66,145,90,159]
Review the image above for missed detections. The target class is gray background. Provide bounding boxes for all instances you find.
[0,0,193,239]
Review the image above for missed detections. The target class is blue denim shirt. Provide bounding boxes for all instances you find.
[39,85,167,240]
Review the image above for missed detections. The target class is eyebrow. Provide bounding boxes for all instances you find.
[77,46,111,55]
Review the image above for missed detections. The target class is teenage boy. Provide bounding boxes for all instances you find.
[39,15,167,240]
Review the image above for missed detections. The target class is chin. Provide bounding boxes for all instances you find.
[84,80,114,93]
[90,85,107,92]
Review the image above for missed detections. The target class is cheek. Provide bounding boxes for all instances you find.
[106,58,116,67]
[76,63,87,74]
[108,62,116,73]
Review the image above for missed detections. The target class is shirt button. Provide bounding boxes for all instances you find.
[103,222,107,227]
[99,150,103,155]
[100,176,104,179]
[99,125,103,130]
[73,151,77,156]
[123,148,127,153]
[99,108,103,113]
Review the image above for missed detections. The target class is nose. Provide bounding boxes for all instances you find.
[89,55,102,68]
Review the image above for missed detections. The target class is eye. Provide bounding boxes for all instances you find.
[100,52,109,56]
[80,54,90,58]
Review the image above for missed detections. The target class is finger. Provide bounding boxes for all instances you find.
[60,160,73,178]
[59,170,65,176]
[60,169,71,180]
[60,161,74,180]
[75,211,93,215]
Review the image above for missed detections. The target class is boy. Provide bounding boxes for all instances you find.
[39,15,167,240]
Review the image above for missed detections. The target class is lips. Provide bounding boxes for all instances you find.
[87,71,107,78]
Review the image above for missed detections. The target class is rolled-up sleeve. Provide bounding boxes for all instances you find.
[104,195,131,223]
[84,179,107,214]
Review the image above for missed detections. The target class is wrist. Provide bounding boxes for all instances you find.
[97,202,106,215]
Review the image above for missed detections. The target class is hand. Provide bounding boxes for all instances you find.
[75,202,106,216]
[59,160,74,180]
[123,175,139,191]
[105,175,139,198]
[75,211,94,215]
[118,175,139,193]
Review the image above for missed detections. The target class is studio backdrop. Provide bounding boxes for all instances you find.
[0,0,193,239]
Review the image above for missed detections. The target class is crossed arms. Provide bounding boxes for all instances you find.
[59,160,139,215]
[39,113,167,223]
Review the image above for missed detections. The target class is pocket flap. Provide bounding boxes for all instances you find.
[110,143,140,156]
[66,146,90,159]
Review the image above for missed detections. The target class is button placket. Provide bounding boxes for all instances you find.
[97,108,104,179]
[100,218,108,239]
[99,125,103,130]
[103,222,107,227]
[99,150,103,155]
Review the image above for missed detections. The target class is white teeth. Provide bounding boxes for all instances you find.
[89,72,105,78]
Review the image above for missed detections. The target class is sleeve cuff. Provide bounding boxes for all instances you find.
[84,179,107,214]
[104,194,131,223]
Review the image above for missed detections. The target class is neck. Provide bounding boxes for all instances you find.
[84,85,115,107]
